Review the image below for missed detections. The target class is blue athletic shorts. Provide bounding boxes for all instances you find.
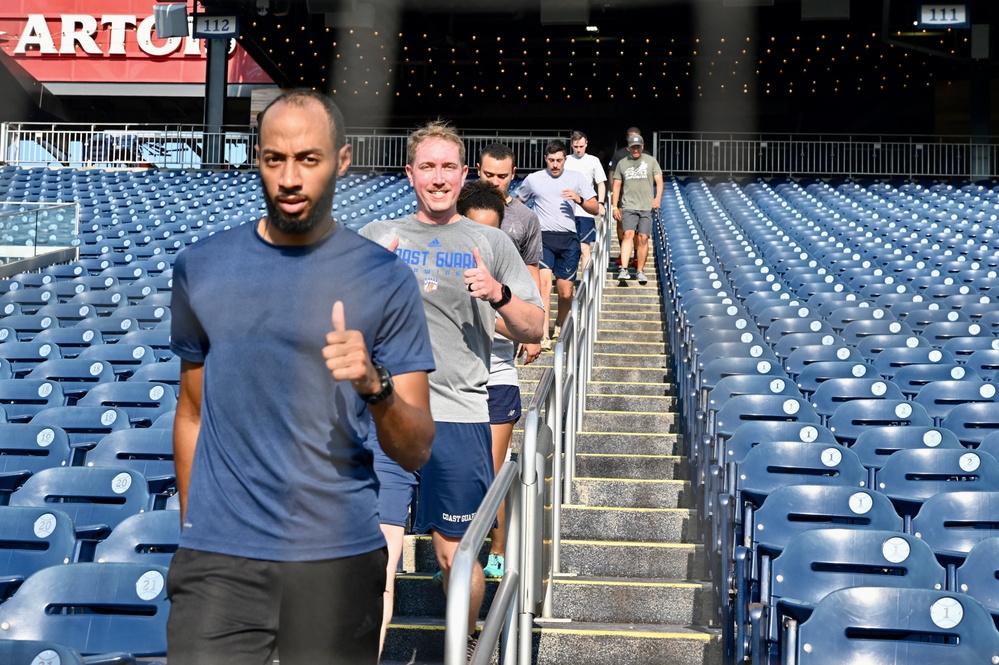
[541,231,581,282]
[413,421,493,538]
[487,384,522,425]
[366,424,419,528]
[576,216,596,244]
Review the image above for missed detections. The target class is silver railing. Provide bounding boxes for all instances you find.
[652,131,999,180]
[0,202,79,276]
[444,206,609,665]
[0,123,568,172]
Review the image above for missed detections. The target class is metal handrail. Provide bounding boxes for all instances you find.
[443,202,610,662]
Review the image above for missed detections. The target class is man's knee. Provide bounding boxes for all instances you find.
[637,234,649,245]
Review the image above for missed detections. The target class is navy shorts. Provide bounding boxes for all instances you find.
[576,216,596,244]
[413,421,493,538]
[366,426,419,528]
[487,384,522,425]
[541,231,581,282]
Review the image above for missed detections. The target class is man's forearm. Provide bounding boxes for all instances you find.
[497,297,545,343]
[371,372,434,472]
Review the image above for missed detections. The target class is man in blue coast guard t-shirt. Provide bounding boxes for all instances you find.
[167,90,435,665]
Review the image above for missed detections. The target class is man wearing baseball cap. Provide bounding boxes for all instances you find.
[610,134,662,286]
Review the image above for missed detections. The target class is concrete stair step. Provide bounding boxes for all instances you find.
[551,577,714,625]
[559,540,707,580]
[586,393,676,411]
[561,505,696,543]
[597,319,668,332]
[393,573,498,619]
[574,452,686,480]
[575,431,684,456]
[531,620,721,665]
[598,329,666,343]
[589,366,671,383]
[582,410,677,434]
[570,477,691,509]
[586,380,673,396]
[594,340,667,355]
[591,352,669,368]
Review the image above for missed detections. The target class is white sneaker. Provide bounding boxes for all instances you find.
[636,271,648,285]
[616,268,630,281]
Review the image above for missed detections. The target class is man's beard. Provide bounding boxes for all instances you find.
[264,175,338,235]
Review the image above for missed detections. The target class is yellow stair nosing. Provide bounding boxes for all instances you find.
[561,539,696,549]
[574,476,686,484]
[555,578,702,589]
[533,626,713,641]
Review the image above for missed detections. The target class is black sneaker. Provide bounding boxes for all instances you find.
[467,634,479,663]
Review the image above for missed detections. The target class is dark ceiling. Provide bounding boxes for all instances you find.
[204,0,997,142]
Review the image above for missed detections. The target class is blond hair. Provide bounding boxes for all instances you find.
[407,119,466,166]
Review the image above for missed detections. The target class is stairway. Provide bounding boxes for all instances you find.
[382,245,721,664]
[525,255,722,664]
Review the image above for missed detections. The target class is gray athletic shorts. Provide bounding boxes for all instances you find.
[621,209,652,236]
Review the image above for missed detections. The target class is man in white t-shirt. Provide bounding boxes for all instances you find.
[563,131,607,274]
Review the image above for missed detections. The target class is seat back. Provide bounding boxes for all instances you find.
[77,382,176,427]
[0,562,169,656]
[93,510,179,566]
[9,467,151,532]
[0,379,65,423]
[0,506,77,584]
[0,639,85,665]
[914,380,999,425]
[911,491,999,566]
[956,537,999,623]
[795,587,999,665]
[941,401,999,447]
[877,448,999,518]
[851,425,963,472]
[85,428,175,491]
[25,359,116,402]
[826,398,932,444]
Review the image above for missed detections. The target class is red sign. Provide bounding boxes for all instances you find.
[0,0,272,85]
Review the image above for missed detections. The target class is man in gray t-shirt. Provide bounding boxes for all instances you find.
[612,134,662,287]
[360,121,545,655]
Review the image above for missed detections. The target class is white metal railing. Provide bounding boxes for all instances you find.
[444,205,609,665]
[653,131,999,180]
[0,122,568,172]
[0,202,79,271]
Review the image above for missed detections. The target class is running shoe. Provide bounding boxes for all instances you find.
[483,553,505,578]
[636,270,648,285]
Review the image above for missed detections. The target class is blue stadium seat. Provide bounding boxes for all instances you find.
[809,377,905,425]
[941,401,999,447]
[792,587,999,665]
[826,398,932,444]
[32,327,104,359]
[0,562,169,657]
[753,529,945,664]
[84,427,175,496]
[77,382,176,428]
[77,344,155,379]
[25,359,116,404]
[0,506,77,599]
[92,510,179,567]
[891,361,979,397]
[912,491,999,569]
[0,639,90,665]
[914,379,999,425]
[9,467,151,539]
[0,340,62,378]
[0,379,65,424]
[30,406,131,450]
[877,448,999,522]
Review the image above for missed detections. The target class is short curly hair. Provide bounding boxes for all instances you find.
[457,180,506,225]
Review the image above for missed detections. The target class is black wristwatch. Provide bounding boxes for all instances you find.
[360,365,394,405]
[490,284,512,310]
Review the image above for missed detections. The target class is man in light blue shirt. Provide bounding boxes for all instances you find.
[517,139,599,348]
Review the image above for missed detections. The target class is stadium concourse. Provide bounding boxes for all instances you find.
[5,159,999,663]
